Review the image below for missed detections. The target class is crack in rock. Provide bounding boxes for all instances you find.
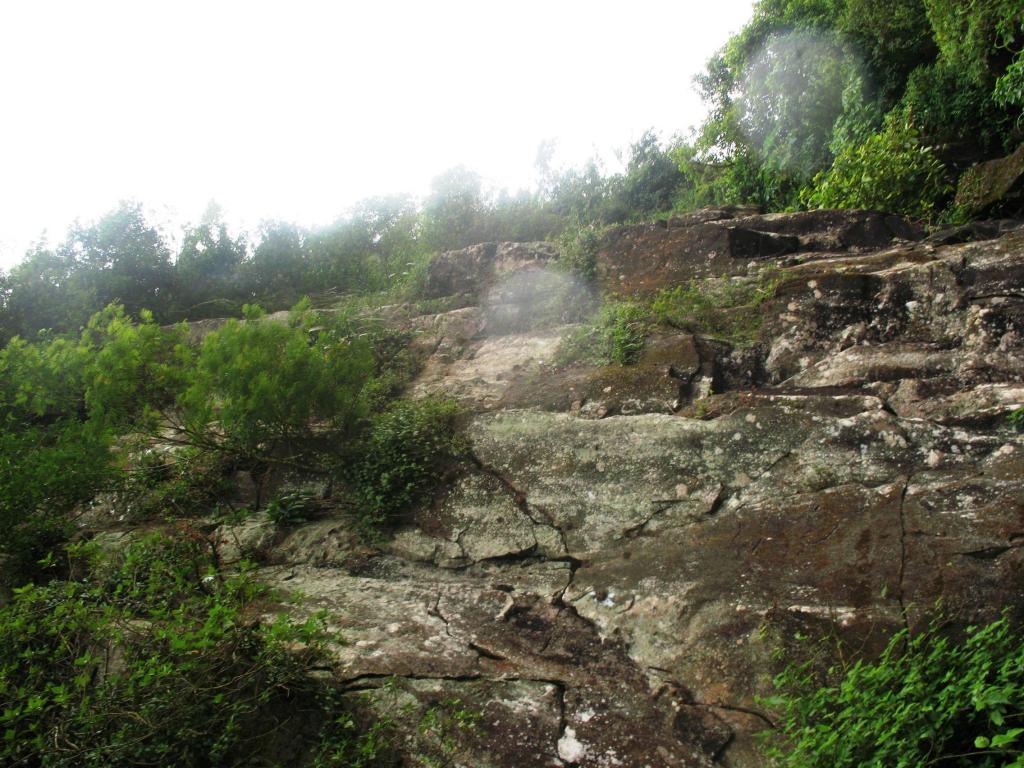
[956,541,1024,559]
[427,593,453,638]
[897,475,912,633]
[468,452,571,555]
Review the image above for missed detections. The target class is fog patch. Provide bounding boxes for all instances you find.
[483,266,597,335]
[737,29,876,179]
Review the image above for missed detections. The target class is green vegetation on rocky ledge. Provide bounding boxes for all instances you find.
[1,1,1024,765]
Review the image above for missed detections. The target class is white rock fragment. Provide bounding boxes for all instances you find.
[558,727,588,763]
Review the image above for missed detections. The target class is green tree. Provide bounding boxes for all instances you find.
[544,160,614,226]
[736,29,873,181]
[618,129,686,216]
[303,195,424,295]
[61,201,174,319]
[79,304,192,430]
[174,203,248,315]
[177,303,374,460]
[421,166,490,251]
[803,114,951,217]
[690,0,854,208]
[245,221,309,302]
[2,245,91,338]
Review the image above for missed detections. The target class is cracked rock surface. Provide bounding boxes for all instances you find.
[220,210,1024,766]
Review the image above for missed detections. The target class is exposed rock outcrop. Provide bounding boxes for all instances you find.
[422,241,560,300]
[955,143,1024,217]
[201,210,1024,766]
[595,208,924,294]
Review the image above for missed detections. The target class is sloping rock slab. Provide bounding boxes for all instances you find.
[498,332,702,415]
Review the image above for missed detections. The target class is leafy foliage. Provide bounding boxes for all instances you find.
[348,398,464,530]
[414,697,481,767]
[556,224,603,282]
[995,54,1024,109]
[617,129,686,216]
[651,272,779,346]
[178,303,374,460]
[762,616,1024,767]
[174,203,248,319]
[0,532,387,767]
[554,301,652,366]
[80,305,191,430]
[266,490,319,528]
[1009,407,1024,429]
[803,115,952,217]
[0,333,86,426]
[0,422,114,586]
[737,29,871,181]
[685,0,1023,215]
[901,61,1011,153]
[841,0,937,101]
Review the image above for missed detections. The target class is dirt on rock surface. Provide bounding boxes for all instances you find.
[207,210,1024,766]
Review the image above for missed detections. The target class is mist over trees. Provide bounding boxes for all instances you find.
[683,0,1023,212]
[0,0,1021,343]
[0,141,685,341]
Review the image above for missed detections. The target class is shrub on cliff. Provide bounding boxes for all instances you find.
[177,303,374,460]
[652,272,778,347]
[554,301,652,366]
[763,616,1024,767]
[347,398,464,530]
[802,116,951,218]
[0,532,389,767]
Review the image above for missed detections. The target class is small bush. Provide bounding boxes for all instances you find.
[553,301,652,366]
[0,532,387,767]
[762,616,1024,767]
[348,398,463,530]
[603,302,652,364]
[1009,407,1024,430]
[651,273,778,347]
[802,115,952,218]
[266,490,319,528]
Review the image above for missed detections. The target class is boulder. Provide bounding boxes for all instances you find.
[955,143,1024,217]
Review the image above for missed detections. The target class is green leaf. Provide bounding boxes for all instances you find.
[992,728,1024,748]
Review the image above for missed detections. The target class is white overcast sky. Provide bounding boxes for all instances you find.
[0,0,754,268]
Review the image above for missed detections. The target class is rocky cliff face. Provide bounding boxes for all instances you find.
[220,210,1024,766]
